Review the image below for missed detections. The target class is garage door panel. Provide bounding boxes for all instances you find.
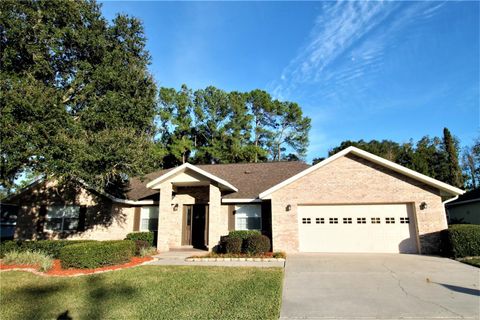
[298,204,417,253]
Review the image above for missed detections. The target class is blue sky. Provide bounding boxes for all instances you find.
[101,1,479,162]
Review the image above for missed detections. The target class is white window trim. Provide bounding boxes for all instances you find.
[140,206,159,232]
[234,204,262,231]
[44,205,80,232]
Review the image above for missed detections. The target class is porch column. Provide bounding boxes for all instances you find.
[208,184,221,252]
[157,182,172,252]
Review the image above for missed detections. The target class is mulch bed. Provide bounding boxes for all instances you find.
[0,256,153,277]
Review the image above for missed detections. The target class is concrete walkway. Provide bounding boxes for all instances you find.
[281,253,480,319]
[147,249,285,268]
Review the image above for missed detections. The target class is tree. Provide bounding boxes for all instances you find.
[462,137,480,190]
[442,128,464,188]
[0,0,160,194]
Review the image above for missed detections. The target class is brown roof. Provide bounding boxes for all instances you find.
[126,161,310,201]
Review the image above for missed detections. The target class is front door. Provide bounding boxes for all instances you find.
[182,204,206,249]
[192,204,206,249]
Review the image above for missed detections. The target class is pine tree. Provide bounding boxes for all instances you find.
[443,128,464,188]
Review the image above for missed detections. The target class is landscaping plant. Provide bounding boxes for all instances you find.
[2,250,53,272]
[59,240,135,269]
[125,232,155,246]
[441,224,480,258]
[245,234,271,254]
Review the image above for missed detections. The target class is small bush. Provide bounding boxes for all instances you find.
[3,250,53,272]
[139,246,157,257]
[272,252,286,259]
[441,224,480,258]
[0,240,18,258]
[59,240,135,269]
[244,235,271,254]
[125,232,155,246]
[224,237,242,254]
[228,230,261,240]
[133,240,150,256]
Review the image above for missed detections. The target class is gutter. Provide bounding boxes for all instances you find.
[442,195,459,206]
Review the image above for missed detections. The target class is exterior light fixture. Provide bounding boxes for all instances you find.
[420,202,428,210]
[173,203,179,211]
[286,204,291,212]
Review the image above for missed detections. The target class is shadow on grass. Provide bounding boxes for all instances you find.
[435,283,480,297]
[7,274,138,319]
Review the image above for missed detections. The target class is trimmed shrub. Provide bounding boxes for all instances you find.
[0,240,93,258]
[244,234,271,254]
[125,232,155,246]
[224,237,242,254]
[59,240,135,269]
[440,224,480,258]
[3,250,53,272]
[133,240,150,256]
[228,230,261,240]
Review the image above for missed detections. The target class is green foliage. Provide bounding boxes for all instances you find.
[133,240,150,256]
[59,240,135,269]
[139,246,157,258]
[125,232,154,246]
[441,224,480,258]
[224,237,243,254]
[0,0,160,194]
[461,137,480,190]
[0,240,93,258]
[228,230,261,240]
[244,234,271,254]
[2,250,54,272]
[443,128,464,188]
[159,85,311,166]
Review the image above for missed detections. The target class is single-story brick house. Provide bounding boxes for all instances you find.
[6,146,464,254]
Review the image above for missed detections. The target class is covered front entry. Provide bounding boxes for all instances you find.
[298,203,418,253]
[182,204,208,249]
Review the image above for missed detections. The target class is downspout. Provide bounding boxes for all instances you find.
[442,195,459,225]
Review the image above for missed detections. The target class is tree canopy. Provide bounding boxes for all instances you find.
[1,0,160,196]
[158,85,311,168]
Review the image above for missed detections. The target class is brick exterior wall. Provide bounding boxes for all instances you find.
[269,154,448,254]
[11,180,135,241]
[207,184,223,251]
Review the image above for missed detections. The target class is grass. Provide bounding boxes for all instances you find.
[2,250,53,272]
[458,257,480,268]
[0,266,283,320]
[191,251,287,259]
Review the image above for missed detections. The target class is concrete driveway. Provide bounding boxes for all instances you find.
[281,254,479,319]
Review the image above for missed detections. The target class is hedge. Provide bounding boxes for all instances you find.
[125,232,155,246]
[244,234,271,254]
[224,237,242,254]
[59,240,135,269]
[441,224,480,258]
[0,240,94,258]
[228,230,261,240]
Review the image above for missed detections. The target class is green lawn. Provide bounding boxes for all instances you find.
[0,266,283,320]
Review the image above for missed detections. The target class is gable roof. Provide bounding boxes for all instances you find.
[259,146,465,199]
[126,161,310,201]
[146,163,239,192]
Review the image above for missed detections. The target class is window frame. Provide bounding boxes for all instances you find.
[140,206,159,232]
[235,204,262,231]
[44,205,80,233]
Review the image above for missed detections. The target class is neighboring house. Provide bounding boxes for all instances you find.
[445,189,480,224]
[5,147,464,254]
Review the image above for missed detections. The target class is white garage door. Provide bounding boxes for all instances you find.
[298,204,418,253]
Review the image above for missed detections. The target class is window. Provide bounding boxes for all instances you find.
[329,218,338,224]
[343,217,352,224]
[235,205,261,230]
[400,217,410,224]
[45,206,80,232]
[141,206,159,231]
[316,218,324,224]
[385,217,395,224]
[357,217,366,224]
[302,218,311,224]
[371,217,381,224]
